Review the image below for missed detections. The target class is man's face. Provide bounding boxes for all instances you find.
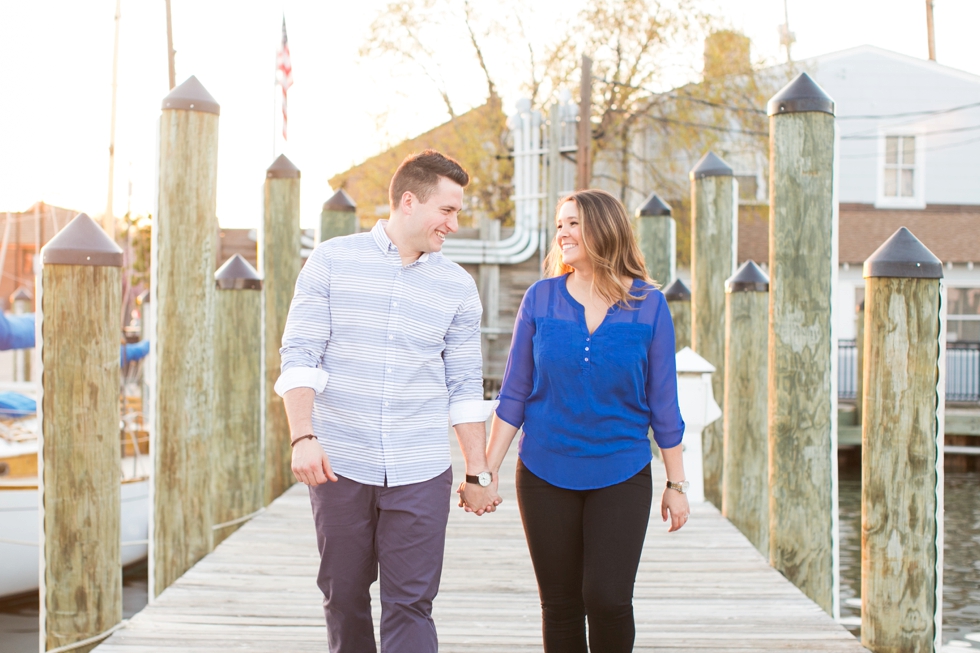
[406,176,463,253]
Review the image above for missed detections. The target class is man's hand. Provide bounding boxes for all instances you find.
[291,437,338,486]
[456,478,500,516]
[661,487,690,532]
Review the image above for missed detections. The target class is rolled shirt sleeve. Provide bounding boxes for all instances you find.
[647,298,685,449]
[443,278,487,425]
[275,243,333,398]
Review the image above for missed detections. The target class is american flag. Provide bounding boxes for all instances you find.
[276,17,293,140]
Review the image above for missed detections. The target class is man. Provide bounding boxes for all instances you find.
[275,149,498,653]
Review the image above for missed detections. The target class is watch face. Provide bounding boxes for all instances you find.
[680,480,690,494]
[478,471,492,487]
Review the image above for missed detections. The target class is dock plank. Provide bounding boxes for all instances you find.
[95,434,867,652]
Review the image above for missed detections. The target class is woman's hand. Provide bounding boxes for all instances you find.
[661,487,690,532]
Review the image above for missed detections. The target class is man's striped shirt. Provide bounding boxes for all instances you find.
[275,220,486,487]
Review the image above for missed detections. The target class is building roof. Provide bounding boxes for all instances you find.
[735,203,980,266]
[1,202,80,246]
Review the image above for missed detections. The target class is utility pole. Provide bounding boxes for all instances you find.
[778,0,796,63]
[926,0,937,61]
[165,0,176,89]
[104,0,121,239]
[576,55,592,191]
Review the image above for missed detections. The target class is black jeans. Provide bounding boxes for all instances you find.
[516,459,653,653]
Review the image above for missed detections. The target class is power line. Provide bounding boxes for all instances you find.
[841,123,980,140]
[839,133,980,159]
[597,76,980,122]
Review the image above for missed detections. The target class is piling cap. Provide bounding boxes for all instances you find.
[42,213,124,267]
[9,288,32,303]
[215,254,263,290]
[267,154,301,179]
[767,72,835,117]
[675,347,716,374]
[636,192,672,217]
[689,152,733,180]
[662,278,691,301]
[323,189,357,212]
[863,226,943,279]
[162,75,220,115]
[726,260,769,293]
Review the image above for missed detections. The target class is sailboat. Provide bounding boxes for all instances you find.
[0,310,151,599]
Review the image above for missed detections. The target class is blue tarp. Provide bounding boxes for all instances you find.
[0,391,36,418]
[0,312,149,368]
[121,340,150,366]
[0,313,35,351]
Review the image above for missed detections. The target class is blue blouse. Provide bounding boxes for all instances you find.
[495,275,685,490]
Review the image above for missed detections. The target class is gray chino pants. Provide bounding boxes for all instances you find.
[308,466,453,653]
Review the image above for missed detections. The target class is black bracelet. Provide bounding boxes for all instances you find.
[290,434,317,447]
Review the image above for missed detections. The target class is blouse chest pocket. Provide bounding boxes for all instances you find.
[590,323,652,374]
[533,318,586,373]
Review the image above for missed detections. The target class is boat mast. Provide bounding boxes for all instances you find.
[105,0,122,239]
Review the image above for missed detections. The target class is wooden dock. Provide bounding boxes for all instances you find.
[95,435,867,652]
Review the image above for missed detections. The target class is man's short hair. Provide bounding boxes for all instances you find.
[389,149,470,209]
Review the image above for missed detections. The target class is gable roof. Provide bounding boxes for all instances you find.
[803,45,980,87]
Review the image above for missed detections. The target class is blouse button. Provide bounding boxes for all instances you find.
[585,347,590,351]
[584,357,589,362]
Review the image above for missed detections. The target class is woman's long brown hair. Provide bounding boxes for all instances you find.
[543,189,655,307]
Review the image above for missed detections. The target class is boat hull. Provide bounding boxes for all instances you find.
[0,479,149,599]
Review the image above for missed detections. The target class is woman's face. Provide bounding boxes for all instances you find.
[556,200,589,271]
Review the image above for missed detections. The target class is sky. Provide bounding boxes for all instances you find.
[1,0,978,230]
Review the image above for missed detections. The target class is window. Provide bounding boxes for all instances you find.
[876,133,925,209]
[947,287,980,342]
[735,175,760,204]
[884,136,915,198]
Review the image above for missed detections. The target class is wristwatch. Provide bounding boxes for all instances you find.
[466,471,493,487]
[666,479,690,494]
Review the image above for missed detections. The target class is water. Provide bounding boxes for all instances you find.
[838,459,980,649]
[0,561,147,653]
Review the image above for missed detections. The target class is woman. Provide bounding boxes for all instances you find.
[485,189,689,652]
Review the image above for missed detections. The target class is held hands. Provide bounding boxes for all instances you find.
[456,475,502,516]
[661,486,690,532]
[291,437,338,486]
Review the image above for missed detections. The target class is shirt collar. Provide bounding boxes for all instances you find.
[371,220,430,265]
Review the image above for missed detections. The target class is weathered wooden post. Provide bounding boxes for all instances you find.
[663,278,691,352]
[766,72,839,616]
[212,254,263,546]
[39,213,124,652]
[690,151,737,507]
[152,75,219,597]
[262,154,301,505]
[634,192,675,286]
[855,300,865,424]
[317,188,357,245]
[861,227,945,652]
[722,260,769,557]
[10,287,32,382]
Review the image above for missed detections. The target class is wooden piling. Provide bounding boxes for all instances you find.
[318,188,357,245]
[663,278,691,352]
[855,300,865,424]
[152,76,220,597]
[212,254,263,546]
[10,287,32,382]
[39,213,124,653]
[722,260,770,556]
[861,227,944,652]
[690,151,737,507]
[766,72,839,616]
[634,192,675,286]
[262,154,301,505]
